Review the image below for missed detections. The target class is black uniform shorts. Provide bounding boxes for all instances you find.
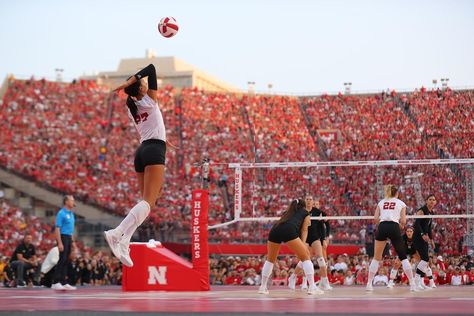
[413,235,430,261]
[375,221,407,260]
[268,223,300,244]
[134,139,166,172]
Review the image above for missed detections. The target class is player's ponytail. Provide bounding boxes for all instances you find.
[384,185,399,198]
[124,78,141,121]
[276,198,305,226]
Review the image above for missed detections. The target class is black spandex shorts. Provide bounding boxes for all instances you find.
[375,221,407,261]
[413,236,429,261]
[268,223,300,244]
[306,231,324,246]
[134,139,166,172]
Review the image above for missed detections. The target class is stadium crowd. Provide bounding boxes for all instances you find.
[0,78,473,273]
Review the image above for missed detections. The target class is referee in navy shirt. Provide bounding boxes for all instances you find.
[52,195,77,290]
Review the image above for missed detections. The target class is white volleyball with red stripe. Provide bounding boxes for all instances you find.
[158,17,179,38]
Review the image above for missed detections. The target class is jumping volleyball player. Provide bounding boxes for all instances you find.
[104,64,177,267]
[288,195,331,292]
[366,185,417,291]
[258,199,321,295]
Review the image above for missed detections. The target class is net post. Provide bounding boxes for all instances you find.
[234,167,242,220]
[464,166,474,253]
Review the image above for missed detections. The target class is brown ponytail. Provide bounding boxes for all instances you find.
[276,199,306,226]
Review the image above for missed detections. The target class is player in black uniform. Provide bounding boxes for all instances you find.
[387,226,416,288]
[288,195,331,292]
[317,199,331,266]
[258,199,320,295]
[413,194,437,289]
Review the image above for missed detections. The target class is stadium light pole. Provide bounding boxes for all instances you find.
[247,81,255,95]
[55,68,64,82]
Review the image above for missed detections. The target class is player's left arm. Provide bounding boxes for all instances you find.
[374,205,381,225]
[400,206,407,229]
[300,216,310,244]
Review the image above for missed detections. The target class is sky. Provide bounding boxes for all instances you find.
[0,0,473,94]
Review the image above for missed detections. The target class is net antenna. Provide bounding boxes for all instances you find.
[208,158,474,230]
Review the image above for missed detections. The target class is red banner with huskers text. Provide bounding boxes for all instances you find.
[191,189,210,290]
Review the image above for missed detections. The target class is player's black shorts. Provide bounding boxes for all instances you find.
[307,230,323,246]
[413,236,429,261]
[375,221,407,260]
[406,246,416,256]
[268,223,300,244]
[134,139,166,172]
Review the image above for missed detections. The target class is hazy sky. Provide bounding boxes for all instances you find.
[1,0,473,94]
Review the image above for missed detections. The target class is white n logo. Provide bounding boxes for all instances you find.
[147,266,168,285]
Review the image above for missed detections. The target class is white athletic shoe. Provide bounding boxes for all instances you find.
[428,279,437,288]
[387,280,395,288]
[410,283,420,292]
[51,283,66,291]
[319,279,333,291]
[414,275,426,291]
[288,273,296,290]
[119,241,133,267]
[104,229,122,259]
[366,283,374,291]
[258,286,269,294]
[63,284,77,291]
[307,285,324,295]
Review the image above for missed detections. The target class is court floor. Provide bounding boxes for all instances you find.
[0,285,473,315]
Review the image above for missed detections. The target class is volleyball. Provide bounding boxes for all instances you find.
[158,17,179,38]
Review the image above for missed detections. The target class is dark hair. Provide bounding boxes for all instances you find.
[124,77,141,121]
[425,194,436,201]
[63,195,71,205]
[276,199,306,226]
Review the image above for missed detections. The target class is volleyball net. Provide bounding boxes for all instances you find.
[206,158,474,251]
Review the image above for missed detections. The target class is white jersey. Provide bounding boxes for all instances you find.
[128,94,166,143]
[377,198,406,224]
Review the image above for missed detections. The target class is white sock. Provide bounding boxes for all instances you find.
[401,259,414,285]
[302,260,315,288]
[321,276,329,285]
[260,261,274,288]
[368,259,379,285]
[302,276,307,287]
[116,201,150,242]
[426,267,433,278]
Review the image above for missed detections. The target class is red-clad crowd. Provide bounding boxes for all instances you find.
[209,252,474,287]
[0,199,122,287]
[0,78,473,255]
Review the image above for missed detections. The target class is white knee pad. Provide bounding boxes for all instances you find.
[130,200,151,226]
[369,259,379,274]
[401,259,412,272]
[417,260,429,274]
[302,260,315,276]
[317,257,326,269]
[426,267,433,277]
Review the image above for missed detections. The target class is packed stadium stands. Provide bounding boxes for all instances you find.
[0,78,473,257]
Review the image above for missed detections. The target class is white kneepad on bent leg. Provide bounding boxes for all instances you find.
[317,257,326,269]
